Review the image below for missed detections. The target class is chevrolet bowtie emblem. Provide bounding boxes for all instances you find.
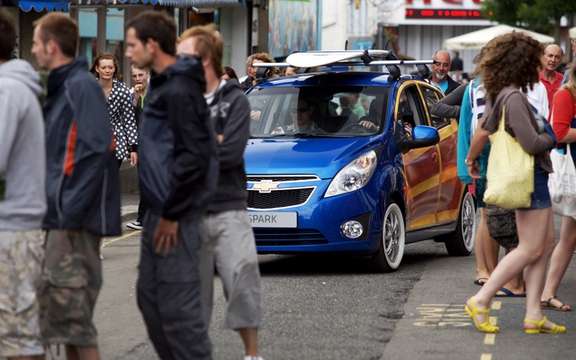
[252,180,278,194]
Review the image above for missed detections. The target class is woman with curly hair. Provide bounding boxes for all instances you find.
[464,32,565,334]
[91,53,138,167]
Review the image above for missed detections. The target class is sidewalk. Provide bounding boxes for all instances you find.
[382,218,576,360]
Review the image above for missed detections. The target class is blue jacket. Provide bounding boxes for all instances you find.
[457,80,489,184]
[139,56,218,220]
[43,58,121,236]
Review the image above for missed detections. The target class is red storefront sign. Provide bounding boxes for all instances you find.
[405,0,485,20]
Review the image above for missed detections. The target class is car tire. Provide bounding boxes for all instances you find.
[443,191,475,256]
[370,202,406,272]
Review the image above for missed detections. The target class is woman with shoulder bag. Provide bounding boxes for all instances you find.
[540,62,576,312]
[464,33,564,334]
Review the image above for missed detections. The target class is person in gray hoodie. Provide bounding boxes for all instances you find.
[0,11,47,360]
[178,25,264,360]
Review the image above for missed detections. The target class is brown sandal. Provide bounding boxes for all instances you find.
[540,297,572,312]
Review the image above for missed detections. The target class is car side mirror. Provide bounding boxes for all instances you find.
[402,125,440,150]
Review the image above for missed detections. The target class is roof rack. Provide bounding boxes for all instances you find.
[252,50,434,81]
[253,50,434,68]
[254,59,434,68]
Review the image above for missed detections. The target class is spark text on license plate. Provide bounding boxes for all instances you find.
[248,212,297,228]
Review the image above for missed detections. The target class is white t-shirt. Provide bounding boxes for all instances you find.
[525,81,549,121]
[204,79,227,105]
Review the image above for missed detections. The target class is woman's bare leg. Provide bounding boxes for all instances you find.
[470,208,551,321]
[541,216,576,307]
[523,212,554,321]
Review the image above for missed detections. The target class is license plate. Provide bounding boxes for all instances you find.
[248,212,297,228]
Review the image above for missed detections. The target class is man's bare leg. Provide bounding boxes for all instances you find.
[239,328,259,357]
[65,345,100,360]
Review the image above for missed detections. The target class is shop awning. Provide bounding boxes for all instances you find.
[19,0,69,12]
[158,0,243,7]
[73,0,159,5]
[444,25,554,50]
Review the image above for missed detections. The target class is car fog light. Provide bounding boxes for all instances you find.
[341,221,363,239]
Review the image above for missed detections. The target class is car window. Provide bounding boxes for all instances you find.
[247,86,389,138]
[396,85,427,129]
[421,85,450,129]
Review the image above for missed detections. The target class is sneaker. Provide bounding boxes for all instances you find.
[126,221,143,230]
[244,357,264,360]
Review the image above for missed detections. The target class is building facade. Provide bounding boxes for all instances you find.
[321,0,378,51]
[377,0,492,72]
[5,1,262,80]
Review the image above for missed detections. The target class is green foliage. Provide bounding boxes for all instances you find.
[483,0,576,35]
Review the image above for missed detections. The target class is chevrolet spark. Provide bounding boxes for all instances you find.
[244,64,475,272]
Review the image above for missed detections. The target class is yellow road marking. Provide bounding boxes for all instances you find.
[484,334,496,345]
[491,301,502,310]
[481,354,493,360]
[489,316,497,326]
[102,231,141,248]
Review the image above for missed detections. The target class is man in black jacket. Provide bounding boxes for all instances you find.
[125,11,217,360]
[32,13,120,360]
[178,25,263,360]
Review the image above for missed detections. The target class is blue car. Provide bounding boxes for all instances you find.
[245,59,475,272]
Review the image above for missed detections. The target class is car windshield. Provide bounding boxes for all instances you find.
[248,86,389,138]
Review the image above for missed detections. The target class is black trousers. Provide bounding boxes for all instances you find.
[137,213,211,360]
[136,197,148,223]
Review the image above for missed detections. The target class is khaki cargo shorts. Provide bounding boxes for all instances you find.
[0,230,45,358]
[39,230,102,347]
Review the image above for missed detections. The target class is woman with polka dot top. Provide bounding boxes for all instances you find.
[91,54,138,167]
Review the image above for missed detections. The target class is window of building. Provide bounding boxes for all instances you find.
[106,7,125,78]
[79,7,98,66]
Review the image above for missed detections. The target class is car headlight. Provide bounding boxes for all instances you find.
[325,150,377,197]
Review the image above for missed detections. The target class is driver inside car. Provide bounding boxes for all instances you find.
[271,98,321,135]
[358,98,381,130]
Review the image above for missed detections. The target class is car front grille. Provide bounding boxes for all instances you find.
[248,188,314,209]
[253,228,327,246]
[247,175,319,182]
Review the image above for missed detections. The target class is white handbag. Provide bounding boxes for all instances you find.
[549,144,576,217]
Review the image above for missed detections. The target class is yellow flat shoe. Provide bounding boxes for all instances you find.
[524,316,567,334]
[465,297,499,333]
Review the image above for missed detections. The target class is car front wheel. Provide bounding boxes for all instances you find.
[370,202,406,272]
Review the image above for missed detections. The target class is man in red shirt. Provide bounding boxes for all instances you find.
[540,44,564,111]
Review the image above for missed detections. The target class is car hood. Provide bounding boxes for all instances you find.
[245,137,375,179]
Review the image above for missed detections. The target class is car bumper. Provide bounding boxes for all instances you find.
[253,181,382,254]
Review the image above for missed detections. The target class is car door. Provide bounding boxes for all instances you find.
[418,83,464,225]
[398,82,441,231]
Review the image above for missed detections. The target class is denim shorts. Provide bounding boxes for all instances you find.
[521,165,551,210]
